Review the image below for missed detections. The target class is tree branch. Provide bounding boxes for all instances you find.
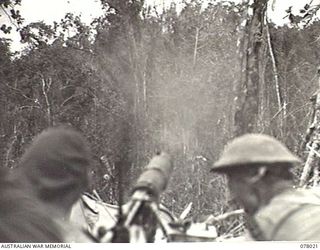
[41,77,52,126]
[0,4,20,30]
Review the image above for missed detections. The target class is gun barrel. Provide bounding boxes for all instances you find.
[133,152,173,198]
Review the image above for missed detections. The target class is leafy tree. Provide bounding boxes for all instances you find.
[0,0,23,34]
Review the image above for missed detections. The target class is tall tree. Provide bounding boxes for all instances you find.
[234,0,268,136]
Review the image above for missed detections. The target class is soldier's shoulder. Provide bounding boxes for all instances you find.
[256,189,305,218]
[254,194,301,240]
[256,188,320,240]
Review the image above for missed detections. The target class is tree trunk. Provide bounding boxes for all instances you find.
[193,27,199,67]
[41,77,53,126]
[299,67,320,187]
[234,0,268,136]
[266,18,285,137]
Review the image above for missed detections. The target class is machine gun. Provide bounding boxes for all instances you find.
[97,152,173,242]
[92,151,218,242]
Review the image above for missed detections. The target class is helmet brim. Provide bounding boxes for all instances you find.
[210,160,301,173]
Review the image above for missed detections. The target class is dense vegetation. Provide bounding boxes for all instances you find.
[1,0,320,235]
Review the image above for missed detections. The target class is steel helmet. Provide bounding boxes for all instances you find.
[211,134,301,172]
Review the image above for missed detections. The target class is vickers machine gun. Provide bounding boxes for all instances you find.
[81,151,217,242]
[96,152,173,242]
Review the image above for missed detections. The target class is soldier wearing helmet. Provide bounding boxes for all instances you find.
[211,133,320,241]
[13,126,93,242]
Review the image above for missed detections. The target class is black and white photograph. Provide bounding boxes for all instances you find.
[0,0,320,246]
